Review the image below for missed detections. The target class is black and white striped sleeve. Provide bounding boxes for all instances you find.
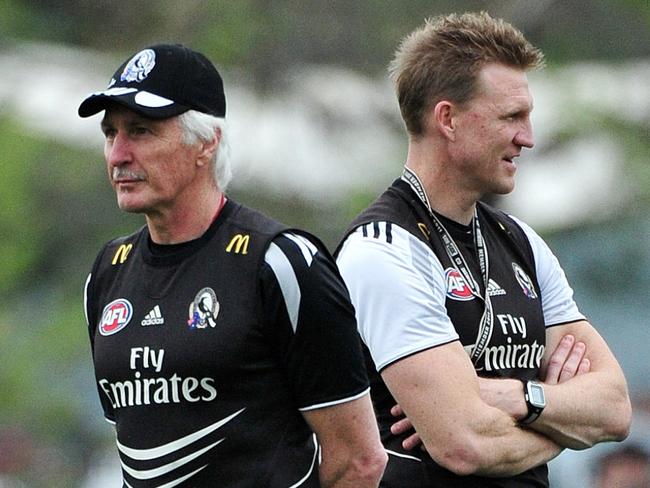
[337,222,459,371]
[260,231,370,411]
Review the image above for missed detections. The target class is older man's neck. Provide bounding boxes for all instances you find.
[146,189,224,245]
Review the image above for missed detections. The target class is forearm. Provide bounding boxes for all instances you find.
[531,371,631,449]
[480,326,631,449]
[474,427,561,477]
[318,450,386,488]
[383,343,563,477]
[303,395,386,488]
[478,372,630,449]
[422,402,562,477]
[532,323,632,448]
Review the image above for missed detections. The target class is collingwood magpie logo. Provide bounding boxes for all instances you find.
[512,263,538,299]
[188,287,220,329]
[141,305,164,326]
[121,48,156,82]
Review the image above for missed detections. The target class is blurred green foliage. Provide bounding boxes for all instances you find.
[2,1,649,80]
[0,119,43,295]
[0,117,137,486]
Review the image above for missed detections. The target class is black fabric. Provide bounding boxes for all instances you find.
[79,44,226,119]
[337,179,549,487]
[86,199,368,487]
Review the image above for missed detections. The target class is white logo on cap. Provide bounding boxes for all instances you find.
[121,49,156,83]
[92,87,137,97]
[134,91,174,108]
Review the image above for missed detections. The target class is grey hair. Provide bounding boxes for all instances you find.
[178,110,232,192]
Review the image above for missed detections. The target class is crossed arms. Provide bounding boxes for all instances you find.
[338,222,631,478]
[386,321,631,477]
[479,321,630,449]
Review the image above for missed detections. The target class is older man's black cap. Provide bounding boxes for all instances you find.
[78,44,226,119]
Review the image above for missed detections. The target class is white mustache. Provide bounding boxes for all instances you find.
[112,167,145,181]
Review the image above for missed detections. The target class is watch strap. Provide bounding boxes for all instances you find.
[520,380,545,425]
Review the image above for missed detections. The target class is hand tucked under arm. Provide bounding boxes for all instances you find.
[382,342,563,477]
[391,332,590,450]
[390,404,425,451]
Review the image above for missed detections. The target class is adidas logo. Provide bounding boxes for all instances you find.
[141,305,165,326]
[487,279,507,297]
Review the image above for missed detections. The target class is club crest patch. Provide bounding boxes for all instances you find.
[512,263,538,299]
[121,49,156,83]
[99,298,133,336]
[445,268,475,301]
[187,287,220,329]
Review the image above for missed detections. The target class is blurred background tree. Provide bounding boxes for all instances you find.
[0,1,649,486]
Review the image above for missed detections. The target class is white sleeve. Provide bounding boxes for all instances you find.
[510,216,586,326]
[337,222,459,371]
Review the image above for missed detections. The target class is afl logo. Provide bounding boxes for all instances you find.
[445,268,475,301]
[512,263,538,299]
[99,299,133,336]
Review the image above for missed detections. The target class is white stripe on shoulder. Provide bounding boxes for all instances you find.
[265,241,301,332]
[298,387,371,412]
[83,273,92,326]
[284,232,317,266]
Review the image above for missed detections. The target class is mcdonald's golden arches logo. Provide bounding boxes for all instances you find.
[112,243,133,265]
[226,234,250,255]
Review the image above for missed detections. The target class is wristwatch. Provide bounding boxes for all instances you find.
[520,380,546,425]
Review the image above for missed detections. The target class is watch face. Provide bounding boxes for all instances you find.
[529,383,546,406]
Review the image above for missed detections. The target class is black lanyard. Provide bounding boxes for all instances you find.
[401,167,494,364]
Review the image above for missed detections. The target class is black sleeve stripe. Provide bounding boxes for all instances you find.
[283,233,317,267]
[373,221,380,239]
[354,221,393,244]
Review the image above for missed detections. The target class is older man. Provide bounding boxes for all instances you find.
[336,12,630,487]
[80,44,386,488]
